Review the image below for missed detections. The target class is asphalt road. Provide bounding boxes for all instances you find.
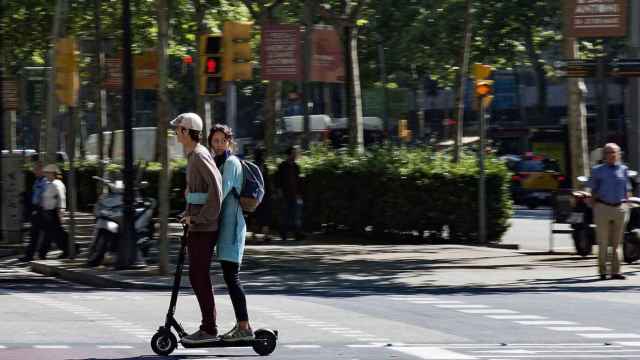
[2,248,640,360]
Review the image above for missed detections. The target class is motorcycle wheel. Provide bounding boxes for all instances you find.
[624,232,640,264]
[87,230,114,267]
[573,226,593,257]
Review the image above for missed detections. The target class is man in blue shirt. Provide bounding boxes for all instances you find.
[20,162,47,262]
[589,143,630,280]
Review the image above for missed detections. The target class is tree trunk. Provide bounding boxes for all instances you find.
[192,1,206,126]
[157,0,170,275]
[524,26,547,123]
[263,80,281,157]
[453,0,472,162]
[301,0,313,150]
[43,0,67,162]
[563,37,589,186]
[108,94,119,160]
[345,25,364,153]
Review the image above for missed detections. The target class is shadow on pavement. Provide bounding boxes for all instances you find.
[3,237,640,298]
[75,356,255,360]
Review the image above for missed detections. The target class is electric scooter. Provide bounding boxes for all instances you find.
[150,225,278,356]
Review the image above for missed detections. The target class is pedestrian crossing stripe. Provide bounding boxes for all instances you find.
[391,346,477,359]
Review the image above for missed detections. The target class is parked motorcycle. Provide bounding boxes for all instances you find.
[558,172,640,262]
[86,176,156,267]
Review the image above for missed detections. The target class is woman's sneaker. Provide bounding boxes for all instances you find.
[221,324,254,342]
[182,329,218,344]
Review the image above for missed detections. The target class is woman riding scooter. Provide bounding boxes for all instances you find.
[208,124,254,341]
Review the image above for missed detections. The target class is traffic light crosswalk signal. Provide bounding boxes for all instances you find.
[223,21,253,81]
[199,35,223,96]
[55,37,79,106]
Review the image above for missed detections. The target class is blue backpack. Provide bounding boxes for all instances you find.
[237,159,265,213]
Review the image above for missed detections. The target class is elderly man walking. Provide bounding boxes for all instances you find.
[589,143,631,280]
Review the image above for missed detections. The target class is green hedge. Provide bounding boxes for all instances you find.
[25,147,512,243]
[297,146,513,243]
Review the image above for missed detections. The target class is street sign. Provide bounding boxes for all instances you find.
[310,25,344,83]
[610,59,640,77]
[260,24,302,81]
[134,51,159,90]
[104,57,122,91]
[556,59,640,78]
[1,79,18,111]
[554,59,598,78]
[566,0,627,38]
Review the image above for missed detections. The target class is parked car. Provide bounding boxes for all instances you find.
[508,153,566,209]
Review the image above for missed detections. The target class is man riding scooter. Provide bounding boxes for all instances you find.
[171,113,223,344]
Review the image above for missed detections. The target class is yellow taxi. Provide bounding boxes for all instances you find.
[508,153,566,209]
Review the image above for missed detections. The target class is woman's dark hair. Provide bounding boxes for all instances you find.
[208,124,234,146]
[285,145,299,156]
[188,129,201,142]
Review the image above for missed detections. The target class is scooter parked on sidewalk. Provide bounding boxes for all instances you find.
[150,225,278,356]
[86,176,156,267]
[561,173,640,262]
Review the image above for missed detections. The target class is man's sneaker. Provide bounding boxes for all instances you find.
[221,324,254,342]
[182,329,218,344]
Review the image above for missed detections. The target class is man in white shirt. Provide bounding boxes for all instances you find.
[40,164,69,259]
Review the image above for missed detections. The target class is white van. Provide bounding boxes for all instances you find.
[85,127,185,163]
[275,115,332,150]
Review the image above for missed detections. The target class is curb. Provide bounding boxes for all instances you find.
[487,243,520,250]
[30,261,173,290]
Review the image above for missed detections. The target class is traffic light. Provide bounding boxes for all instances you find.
[472,63,493,98]
[55,37,79,106]
[398,119,411,141]
[222,21,253,81]
[199,35,223,95]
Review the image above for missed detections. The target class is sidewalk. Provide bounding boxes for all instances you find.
[26,232,640,293]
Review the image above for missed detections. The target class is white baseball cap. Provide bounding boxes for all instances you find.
[43,164,60,173]
[170,113,203,132]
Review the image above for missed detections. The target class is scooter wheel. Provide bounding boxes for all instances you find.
[252,329,277,356]
[151,330,177,356]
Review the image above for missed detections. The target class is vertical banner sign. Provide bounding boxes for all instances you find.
[260,24,302,81]
[104,56,123,91]
[1,79,18,111]
[134,51,159,90]
[566,0,628,37]
[310,25,345,83]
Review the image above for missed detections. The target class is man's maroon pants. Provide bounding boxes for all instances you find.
[187,231,218,334]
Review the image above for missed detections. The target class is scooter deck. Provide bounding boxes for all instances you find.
[181,338,257,348]
[180,329,278,349]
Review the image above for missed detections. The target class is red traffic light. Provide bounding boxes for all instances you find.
[206,58,219,74]
[183,55,193,64]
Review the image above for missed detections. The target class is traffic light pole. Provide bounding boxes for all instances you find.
[67,106,77,259]
[119,0,137,269]
[478,96,487,244]
[628,0,640,173]
[0,53,4,244]
[225,82,237,135]
[597,43,610,148]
